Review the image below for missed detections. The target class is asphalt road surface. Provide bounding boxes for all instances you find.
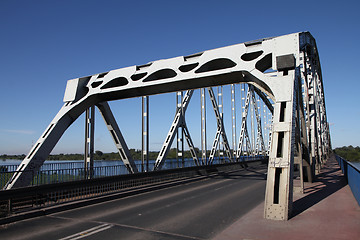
[0,164,267,240]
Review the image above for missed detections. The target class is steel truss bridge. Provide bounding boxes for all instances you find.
[4,32,331,220]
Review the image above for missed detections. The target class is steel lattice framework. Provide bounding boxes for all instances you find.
[5,32,330,221]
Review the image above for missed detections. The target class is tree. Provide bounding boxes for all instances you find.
[95,150,103,156]
[334,146,360,162]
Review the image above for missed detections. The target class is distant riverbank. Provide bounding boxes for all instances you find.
[0,148,201,162]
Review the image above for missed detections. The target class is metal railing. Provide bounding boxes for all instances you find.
[1,163,128,189]
[335,155,360,206]
[0,161,85,172]
[0,157,241,189]
[0,157,268,220]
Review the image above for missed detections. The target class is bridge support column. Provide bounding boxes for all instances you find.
[264,72,299,220]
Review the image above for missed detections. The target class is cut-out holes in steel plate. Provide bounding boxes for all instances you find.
[241,51,264,61]
[143,69,177,82]
[91,81,103,88]
[179,63,199,72]
[100,77,129,89]
[131,72,147,81]
[195,58,236,74]
[255,53,272,73]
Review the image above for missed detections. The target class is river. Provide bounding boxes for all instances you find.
[351,162,360,170]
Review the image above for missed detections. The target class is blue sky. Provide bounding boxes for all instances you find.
[0,0,359,155]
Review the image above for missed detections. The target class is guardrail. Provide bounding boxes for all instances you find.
[0,158,210,189]
[0,157,260,189]
[335,155,360,206]
[0,157,267,221]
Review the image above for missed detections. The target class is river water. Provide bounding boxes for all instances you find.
[351,162,360,170]
[0,158,197,172]
[0,159,124,166]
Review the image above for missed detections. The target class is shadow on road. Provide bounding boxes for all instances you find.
[207,165,268,181]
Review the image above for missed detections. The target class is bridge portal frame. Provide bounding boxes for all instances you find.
[5,32,330,220]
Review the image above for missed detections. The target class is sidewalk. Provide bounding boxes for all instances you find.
[212,155,360,240]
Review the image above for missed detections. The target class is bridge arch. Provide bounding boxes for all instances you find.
[5,32,330,222]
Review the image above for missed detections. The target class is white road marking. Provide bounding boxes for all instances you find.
[59,223,113,240]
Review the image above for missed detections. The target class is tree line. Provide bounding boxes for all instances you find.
[0,148,201,161]
[2,146,358,162]
[333,146,360,162]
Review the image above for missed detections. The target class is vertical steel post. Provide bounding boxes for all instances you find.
[84,109,89,172]
[241,83,244,156]
[181,91,184,167]
[200,88,207,165]
[263,101,267,152]
[218,86,224,162]
[84,106,95,179]
[176,91,185,167]
[231,84,237,161]
[176,92,180,168]
[146,96,149,172]
[250,88,255,156]
[142,96,149,172]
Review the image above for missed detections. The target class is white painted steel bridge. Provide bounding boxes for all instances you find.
[5,31,331,221]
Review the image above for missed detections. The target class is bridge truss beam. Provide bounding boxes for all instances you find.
[5,32,330,221]
[97,102,138,173]
[153,90,198,170]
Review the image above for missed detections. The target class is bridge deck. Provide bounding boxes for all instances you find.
[213,155,360,240]
[1,156,359,239]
